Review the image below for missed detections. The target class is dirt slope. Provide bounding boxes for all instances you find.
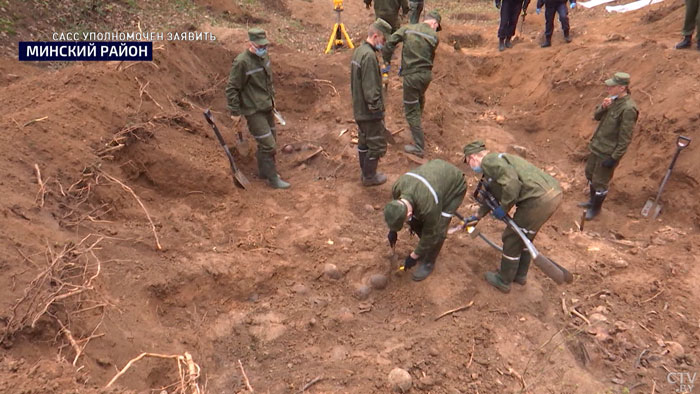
[0,0,698,393]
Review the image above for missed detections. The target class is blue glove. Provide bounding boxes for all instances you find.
[495,0,501,8]
[601,158,617,168]
[536,7,541,14]
[381,65,391,74]
[570,2,576,8]
[492,206,507,220]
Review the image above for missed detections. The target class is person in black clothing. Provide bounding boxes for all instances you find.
[537,0,575,47]
[495,0,525,51]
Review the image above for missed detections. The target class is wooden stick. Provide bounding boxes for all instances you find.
[34,164,47,208]
[296,146,324,166]
[570,308,591,326]
[435,300,475,321]
[55,318,82,366]
[467,341,475,369]
[238,359,254,392]
[299,376,323,393]
[561,297,569,316]
[642,289,664,303]
[23,116,48,128]
[650,379,656,394]
[99,171,162,250]
[106,353,181,387]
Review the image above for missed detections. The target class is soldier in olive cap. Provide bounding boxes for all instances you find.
[579,72,638,220]
[463,141,562,293]
[382,10,442,158]
[351,19,393,187]
[674,0,700,50]
[226,28,290,189]
[365,0,409,33]
[384,159,466,281]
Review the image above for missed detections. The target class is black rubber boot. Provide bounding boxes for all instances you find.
[358,149,367,182]
[585,191,606,220]
[514,252,531,285]
[505,36,513,48]
[675,35,692,49]
[362,157,387,187]
[485,258,519,293]
[564,32,572,43]
[541,36,552,48]
[498,38,506,51]
[412,239,444,281]
[261,153,290,189]
[578,184,595,208]
[256,151,265,178]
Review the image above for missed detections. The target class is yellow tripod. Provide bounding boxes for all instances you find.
[324,0,354,54]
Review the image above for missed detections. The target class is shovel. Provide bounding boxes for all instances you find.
[641,135,691,218]
[203,109,250,190]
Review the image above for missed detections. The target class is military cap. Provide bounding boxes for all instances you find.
[463,140,486,160]
[605,72,630,86]
[248,28,270,46]
[425,10,442,31]
[373,18,392,38]
[384,200,407,232]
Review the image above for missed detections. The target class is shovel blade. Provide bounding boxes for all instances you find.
[641,199,655,217]
[652,203,662,219]
[533,254,572,285]
[234,170,250,189]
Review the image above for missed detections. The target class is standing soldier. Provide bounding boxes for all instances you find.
[365,0,409,33]
[495,0,525,51]
[384,159,466,281]
[463,141,562,293]
[579,72,638,220]
[225,28,290,189]
[675,0,700,49]
[351,19,393,186]
[536,0,575,47]
[382,10,442,158]
[409,0,424,24]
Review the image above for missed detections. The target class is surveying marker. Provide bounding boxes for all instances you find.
[325,0,354,54]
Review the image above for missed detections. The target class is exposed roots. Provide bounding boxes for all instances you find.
[106,351,205,394]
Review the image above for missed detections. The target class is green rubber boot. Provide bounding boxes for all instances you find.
[404,144,424,158]
[578,184,595,208]
[261,153,290,189]
[514,252,531,285]
[485,258,519,293]
[412,239,444,281]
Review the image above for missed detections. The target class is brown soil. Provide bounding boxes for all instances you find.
[0,0,698,393]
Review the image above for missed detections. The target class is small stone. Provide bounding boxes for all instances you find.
[611,258,629,269]
[428,347,439,357]
[471,373,479,380]
[282,144,294,153]
[308,318,317,327]
[354,284,371,300]
[611,378,625,385]
[96,358,111,367]
[364,204,375,212]
[509,144,529,158]
[589,313,608,325]
[418,375,435,388]
[495,115,506,124]
[336,307,354,322]
[369,274,388,290]
[291,283,309,295]
[338,237,354,246]
[330,345,348,361]
[613,321,629,332]
[323,263,342,280]
[665,341,685,359]
[388,368,412,392]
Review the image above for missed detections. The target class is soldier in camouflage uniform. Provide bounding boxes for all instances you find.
[365,0,409,32]
[351,19,393,187]
[409,0,424,24]
[579,72,638,220]
[226,28,290,189]
[382,10,442,158]
[463,141,562,293]
[384,159,466,281]
[674,0,700,50]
